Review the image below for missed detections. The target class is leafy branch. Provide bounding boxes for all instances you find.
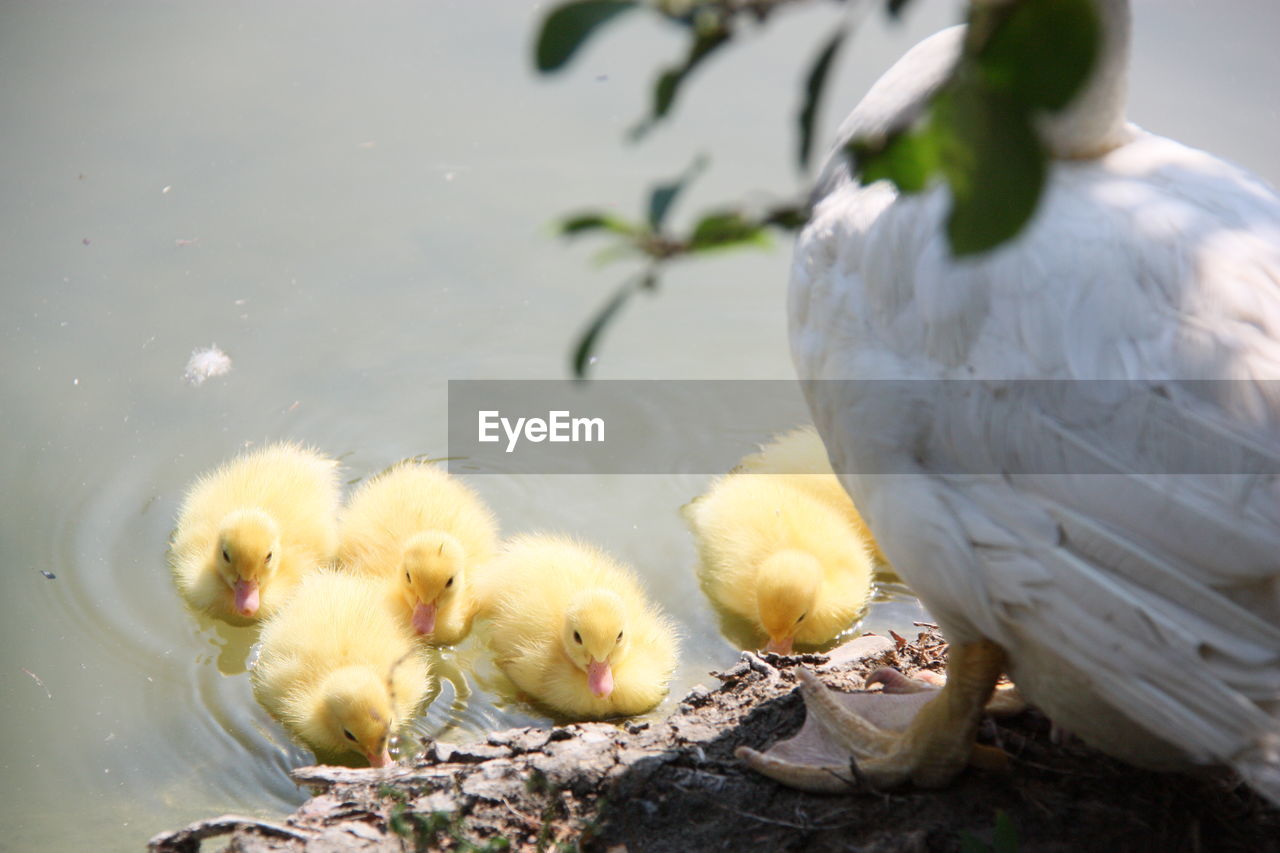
[850,0,1099,254]
[535,0,1101,376]
[556,155,805,376]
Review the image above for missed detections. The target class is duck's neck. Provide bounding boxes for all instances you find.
[1039,0,1132,159]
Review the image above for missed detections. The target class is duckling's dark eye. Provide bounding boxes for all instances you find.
[222,548,230,562]
[573,631,582,644]
[343,729,357,742]
[617,631,623,642]
[264,551,272,563]
[445,576,454,588]
[405,571,411,583]
[796,612,807,623]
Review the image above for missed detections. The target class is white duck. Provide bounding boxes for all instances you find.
[741,0,1280,803]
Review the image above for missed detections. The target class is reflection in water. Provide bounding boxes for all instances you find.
[698,562,905,656]
[204,620,258,677]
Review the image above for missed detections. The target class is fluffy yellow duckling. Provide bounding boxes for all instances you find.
[477,535,678,720]
[170,442,340,625]
[733,425,885,564]
[251,570,431,767]
[685,468,874,655]
[337,461,498,645]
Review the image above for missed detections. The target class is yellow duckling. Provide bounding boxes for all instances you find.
[251,570,431,767]
[477,535,678,720]
[684,466,874,655]
[169,442,340,625]
[337,461,498,645]
[733,425,885,564]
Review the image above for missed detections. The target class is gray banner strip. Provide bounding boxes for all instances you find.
[446,380,1280,475]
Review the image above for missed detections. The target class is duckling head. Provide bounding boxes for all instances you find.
[400,531,465,637]
[756,550,822,655]
[313,665,395,767]
[563,589,628,699]
[217,508,281,618]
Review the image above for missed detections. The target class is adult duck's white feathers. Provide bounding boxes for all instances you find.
[789,0,1280,800]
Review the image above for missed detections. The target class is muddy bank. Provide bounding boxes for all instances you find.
[149,629,1280,852]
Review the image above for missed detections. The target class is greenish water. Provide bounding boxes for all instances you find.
[2,2,1277,850]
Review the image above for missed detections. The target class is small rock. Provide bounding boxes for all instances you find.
[818,634,895,670]
[744,652,775,676]
[342,822,382,841]
[711,660,751,681]
[298,794,344,819]
[669,716,719,744]
[673,766,727,793]
[487,729,551,753]
[432,741,509,763]
[533,734,618,788]
[413,791,458,814]
[317,825,380,850]
[459,760,525,803]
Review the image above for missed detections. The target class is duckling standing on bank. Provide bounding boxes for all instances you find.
[251,570,431,767]
[337,460,498,645]
[170,442,341,625]
[476,535,678,720]
[685,429,876,654]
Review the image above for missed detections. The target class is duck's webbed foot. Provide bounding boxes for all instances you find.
[736,640,1010,792]
[866,666,1026,715]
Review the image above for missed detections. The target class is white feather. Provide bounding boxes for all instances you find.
[791,1,1280,802]
[183,344,232,386]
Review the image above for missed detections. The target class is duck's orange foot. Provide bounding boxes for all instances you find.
[737,641,1012,793]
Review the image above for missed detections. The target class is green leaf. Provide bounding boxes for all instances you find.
[535,0,638,73]
[589,242,644,267]
[933,78,1047,256]
[632,27,730,138]
[687,211,769,252]
[850,124,941,194]
[652,69,682,123]
[797,27,847,171]
[977,0,1099,111]
[762,204,810,231]
[558,212,636,237]
[571,274,650,378]
[648,155,708,230]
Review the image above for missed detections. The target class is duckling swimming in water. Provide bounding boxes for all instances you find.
[476,534,678,720]
[251,570,431,766]
[337,460,498,645]
[170,441,340,625]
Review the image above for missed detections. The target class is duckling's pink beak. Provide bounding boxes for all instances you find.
[587,658,614,698]
[365,746,393,768]
[412,600,437,636]
[764,635,793,655]
[234,579,260,617]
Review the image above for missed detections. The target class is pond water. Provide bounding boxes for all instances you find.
[2,1,1278,850]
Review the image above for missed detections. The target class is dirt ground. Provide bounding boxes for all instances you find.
[149,629,1280,853]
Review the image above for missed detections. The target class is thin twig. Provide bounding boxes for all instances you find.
[148,815,309,852]
[501,797,539,829]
